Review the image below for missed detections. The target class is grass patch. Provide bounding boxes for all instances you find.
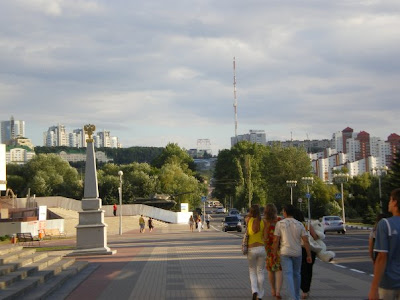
[347,221,372,227]
[34,245,76,252]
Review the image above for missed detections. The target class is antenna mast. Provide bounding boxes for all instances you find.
[233,57,238,139]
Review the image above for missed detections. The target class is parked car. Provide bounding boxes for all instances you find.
[222,216,242,232]
[320,216,345,234]
[215,207,226,214]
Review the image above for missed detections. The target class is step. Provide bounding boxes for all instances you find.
[0,246,23,256]
[0,254,59,289]
[0,259,87,300]
[0,249,37,265]
[21,261,89,300]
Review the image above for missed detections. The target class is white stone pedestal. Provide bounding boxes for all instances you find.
[68,136,116,256]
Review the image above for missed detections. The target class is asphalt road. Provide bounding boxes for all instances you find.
[324,228,373,276]
[209,214,374,278]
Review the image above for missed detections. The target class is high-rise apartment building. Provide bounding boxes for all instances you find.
[231,130,266,147]
[1,116,25,144]
[312,128,399,182]
[43,124,68,147]
[97,130,111,148]
[69,128,87,148]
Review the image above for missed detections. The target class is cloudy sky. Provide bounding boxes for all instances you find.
[1,0,400,154]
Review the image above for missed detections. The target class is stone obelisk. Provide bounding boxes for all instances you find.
[69,124,116,256]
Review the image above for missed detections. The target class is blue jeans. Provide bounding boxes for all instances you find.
[281,255,302,300]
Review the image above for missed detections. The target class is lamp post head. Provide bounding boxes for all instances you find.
[286,180,297,187]
[301,177,314,185]
[333,173,349,183]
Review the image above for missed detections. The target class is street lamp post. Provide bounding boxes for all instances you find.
[118,170,123,235]
[371,166,388,213]
[333,173,349,224]
[286,180,297,205]
[301,177,314,230]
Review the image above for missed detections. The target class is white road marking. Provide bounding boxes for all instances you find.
[350,269,365,274]
[334,264,347,268]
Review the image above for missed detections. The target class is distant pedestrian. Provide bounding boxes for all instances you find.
[205,213,212,229]
[139,215,145,233]
[148,217,154,232]
[197,215,202,232]
[245,204,268,300]
[264,203,282,299]
[189,215,195,232]
[273,205,312,300]
[368,188,400,300]
[113,203,117,216]
[194,214,198,229]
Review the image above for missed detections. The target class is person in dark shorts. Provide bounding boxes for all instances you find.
[148,217,154,232]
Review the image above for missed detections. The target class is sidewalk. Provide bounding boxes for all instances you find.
[44,220,372,300]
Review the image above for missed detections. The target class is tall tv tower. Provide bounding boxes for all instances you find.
[233,57,238,139]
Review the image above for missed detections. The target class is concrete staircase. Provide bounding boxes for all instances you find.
[0,245,88,300]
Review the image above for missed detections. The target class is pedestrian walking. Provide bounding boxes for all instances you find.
[264,203,283,299]
[113,203,117,216]
[368,188,400,300]
[197,215,202,232]
[293,209,318,299]
[205,213,212,229]
[195,214,199,229]
[273,205,312,300]
[148,217,154,232]
[139,215,145,233]
[245,204,268,300]
[189,215,195,232]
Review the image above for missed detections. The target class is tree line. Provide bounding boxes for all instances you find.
[6,141,400,222]
[212,141,400,223]
[6,143,208,211]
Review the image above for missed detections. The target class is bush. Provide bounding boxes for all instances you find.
[362,205,379,225]
[0,235,10,241]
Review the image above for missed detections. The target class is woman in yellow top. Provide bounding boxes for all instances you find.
[245,204,269,300]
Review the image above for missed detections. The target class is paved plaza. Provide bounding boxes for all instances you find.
[41,211,373,300]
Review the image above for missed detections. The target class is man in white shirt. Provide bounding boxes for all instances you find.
[273,205,312,300]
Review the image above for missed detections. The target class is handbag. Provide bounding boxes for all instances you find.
[242,230,249,255]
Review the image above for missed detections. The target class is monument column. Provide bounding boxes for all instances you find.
[69,124,116,256]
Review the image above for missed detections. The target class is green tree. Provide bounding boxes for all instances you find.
[24,154,83,198]
[5,164,26,196]
[212,142,312,211]
[98,162,158,205]
[152,143,195,174]
[157,162,207,211]
[261,145,312,211]
[212,149,241,206]
[386,152,400,193]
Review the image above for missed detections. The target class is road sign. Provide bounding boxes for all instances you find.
[305,193,311,199]
[335,193,341,199]
[298,198,303,203]
[201,196,207,202]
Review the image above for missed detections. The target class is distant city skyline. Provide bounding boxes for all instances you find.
[2,116,399,156]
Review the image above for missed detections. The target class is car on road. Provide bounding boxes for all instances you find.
[228,209,242,220]
[222,216,242,232]
[215,207,226,214]
[320,216,345,234]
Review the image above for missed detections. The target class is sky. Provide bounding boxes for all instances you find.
[1,0,400,154]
